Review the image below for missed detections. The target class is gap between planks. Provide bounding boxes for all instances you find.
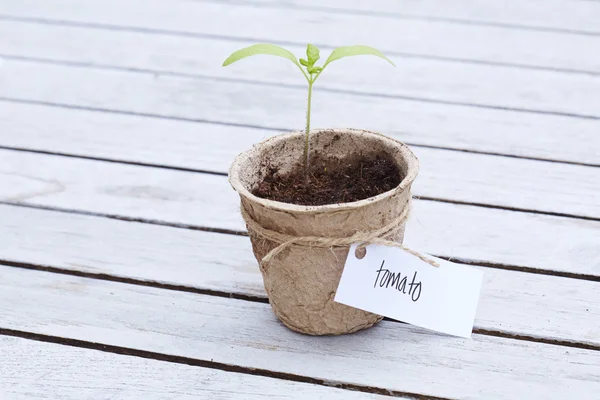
[1,200,599,283]
[0,336,404,400]
[2,54,599,121]
[0,258,598,352]
[1,98,598,169]
[0,329,441,400]
[1,144,599,222]
[0,13,595,78]
[1,265,598,399]
[1,55,598,164]
[0,201,247,237]
[2,0,600,75]
[198,0,600,37]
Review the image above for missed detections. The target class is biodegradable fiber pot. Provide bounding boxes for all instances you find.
[229,128,419,335]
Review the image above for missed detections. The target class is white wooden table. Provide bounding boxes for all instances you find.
[1,1,599,398]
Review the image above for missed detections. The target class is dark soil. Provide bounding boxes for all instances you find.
[253,153,403,206]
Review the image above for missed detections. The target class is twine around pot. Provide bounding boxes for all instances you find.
[241,199,440,268]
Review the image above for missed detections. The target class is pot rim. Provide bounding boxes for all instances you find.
[229,128,419,213]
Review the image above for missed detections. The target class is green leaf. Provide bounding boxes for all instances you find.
[299,58,309,67]
[322,45,395,69]
[306,44,320,66]
[222,44,302,70]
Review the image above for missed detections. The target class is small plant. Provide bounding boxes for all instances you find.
[223,43,394,176]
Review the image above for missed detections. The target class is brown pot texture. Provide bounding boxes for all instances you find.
[229,128,419,335]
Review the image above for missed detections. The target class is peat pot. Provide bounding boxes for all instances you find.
[229,128,419,335]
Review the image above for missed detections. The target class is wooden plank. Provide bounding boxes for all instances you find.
[1,204,598,347]
[1,266,599,400]
[0,336,391,400]
[2,21,600,118]
[220,0,600,34]
[1,0,598,72]
[1,151,599,277]
[1,61,599,167]
[1,105,599,220]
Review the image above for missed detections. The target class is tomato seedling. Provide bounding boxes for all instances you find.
[223,43,394,176]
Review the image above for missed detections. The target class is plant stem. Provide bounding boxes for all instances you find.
[304,79,314,179]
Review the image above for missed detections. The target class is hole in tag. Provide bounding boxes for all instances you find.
[355,246,367,259]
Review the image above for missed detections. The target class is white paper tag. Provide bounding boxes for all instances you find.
[335,244,483,338]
